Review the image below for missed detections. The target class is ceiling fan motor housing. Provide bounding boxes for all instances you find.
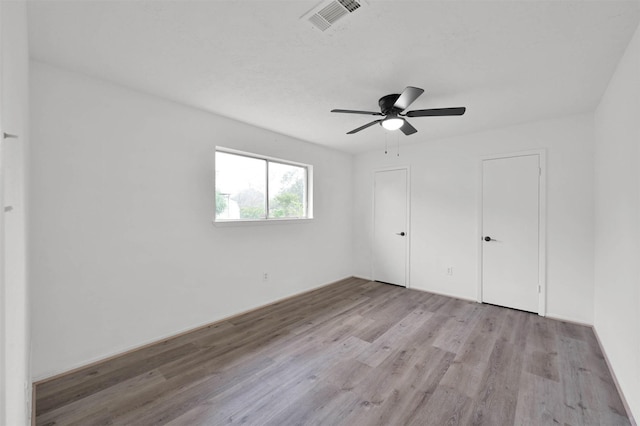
[379,94,402,115]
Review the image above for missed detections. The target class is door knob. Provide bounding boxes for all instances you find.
[484,236,493,242]
[396,232,406,236]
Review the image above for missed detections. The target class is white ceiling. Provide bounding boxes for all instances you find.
[27,0,640,153]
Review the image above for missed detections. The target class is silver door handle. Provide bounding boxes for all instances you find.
[396,232,406,236]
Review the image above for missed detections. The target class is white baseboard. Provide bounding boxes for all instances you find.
[592,326,637,425]
[545,313,593,327]
[409,285,478,303]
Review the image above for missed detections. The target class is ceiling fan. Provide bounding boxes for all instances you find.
[331,86,466,135]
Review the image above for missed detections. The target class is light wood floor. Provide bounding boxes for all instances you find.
[35,277,630,425]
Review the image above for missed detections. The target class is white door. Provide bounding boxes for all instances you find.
[373,168,409,287]
[482,154,540,313]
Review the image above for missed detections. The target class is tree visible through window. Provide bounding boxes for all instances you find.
[215,149,311,221]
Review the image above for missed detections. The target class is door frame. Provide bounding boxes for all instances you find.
[0,131,5,424]
[372,166,411,288]
[477,150,547,316]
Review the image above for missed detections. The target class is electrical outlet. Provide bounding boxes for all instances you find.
[447,267,453,276]
[262,273,269,282]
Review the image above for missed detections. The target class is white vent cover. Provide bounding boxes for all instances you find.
[301,0,366,32]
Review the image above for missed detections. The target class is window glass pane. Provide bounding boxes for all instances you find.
[215,152,266,220]
[268,162,306,218]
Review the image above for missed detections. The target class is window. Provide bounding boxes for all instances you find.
[215,148,312,222]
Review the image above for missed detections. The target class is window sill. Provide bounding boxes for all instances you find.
[212,217,314,227]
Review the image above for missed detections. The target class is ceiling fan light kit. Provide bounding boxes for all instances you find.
[331,86,466,135]
[381,116,404,131]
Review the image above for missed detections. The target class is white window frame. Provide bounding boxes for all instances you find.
[214,147,313,225]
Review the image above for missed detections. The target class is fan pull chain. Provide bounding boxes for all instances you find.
[384,132,388,154]
[396,133,400,157]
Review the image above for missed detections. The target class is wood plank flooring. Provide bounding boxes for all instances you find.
[35,277,630,425]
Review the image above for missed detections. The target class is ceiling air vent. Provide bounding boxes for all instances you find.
[301,0,365,32]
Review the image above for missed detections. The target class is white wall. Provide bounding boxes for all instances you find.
[1,0,31,423]
[594,21,640,421]
[353,114,595,323]
[29,62,354,380]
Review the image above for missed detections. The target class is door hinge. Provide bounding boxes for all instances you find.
[539,167,542,176]
[538,285,541,293]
